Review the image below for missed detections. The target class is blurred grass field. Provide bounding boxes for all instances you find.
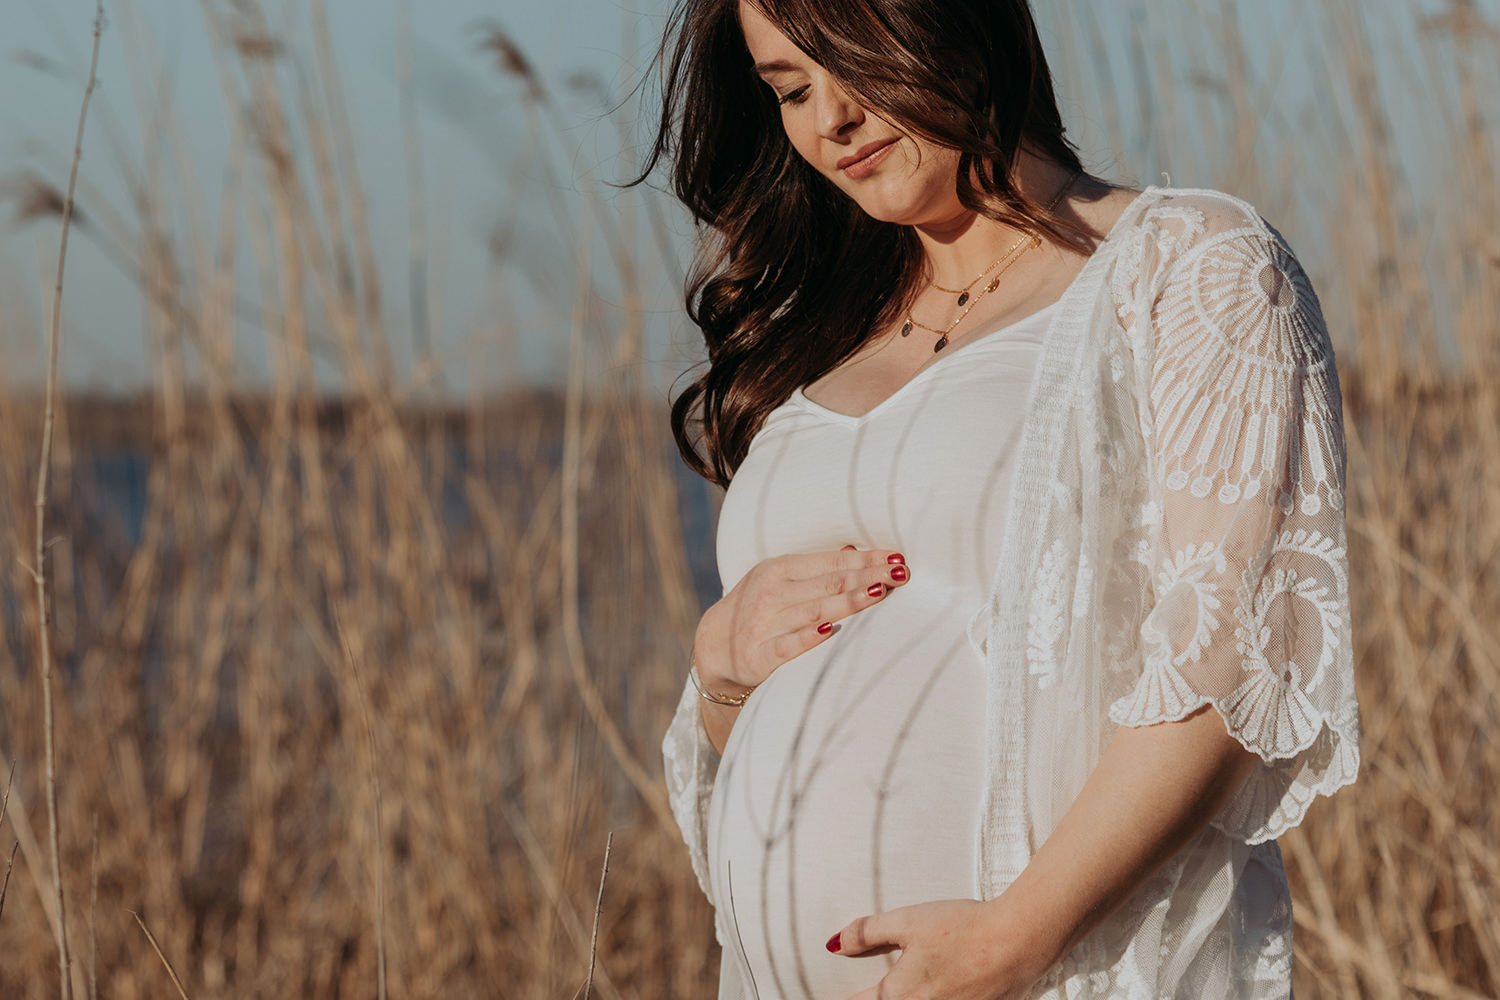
[0,0,1496,996]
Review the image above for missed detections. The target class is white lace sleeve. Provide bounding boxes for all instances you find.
[1109,215,1361,844]
[661,675,722,913]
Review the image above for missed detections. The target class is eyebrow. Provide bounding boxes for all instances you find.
[752,59,801,77]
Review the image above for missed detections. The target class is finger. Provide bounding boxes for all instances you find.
[778,546,906,581]
[793,557,912,613]
[831,912,904,957]
[788,558,912,627]
[763,618,841,666]
[778,575,890,634]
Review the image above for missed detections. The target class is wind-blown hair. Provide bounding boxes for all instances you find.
[637,0,1086,486]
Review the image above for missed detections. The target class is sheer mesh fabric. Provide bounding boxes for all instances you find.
[1113,215,1357,844]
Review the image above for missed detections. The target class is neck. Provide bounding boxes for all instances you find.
[912,152,1076,287]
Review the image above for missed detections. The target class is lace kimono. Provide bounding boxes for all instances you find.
[663,186,1360,999]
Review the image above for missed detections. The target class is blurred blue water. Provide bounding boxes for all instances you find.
[76,441,721,617]
[87,450,150,547]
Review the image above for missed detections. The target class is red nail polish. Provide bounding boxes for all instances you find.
[817,621,833,635]
[887,553,905,565]
[843,544,858,551]
[890,565,908,582]
[866,583,884,598]
[825,932,842,954]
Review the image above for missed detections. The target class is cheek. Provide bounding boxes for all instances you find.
[777,114,819,165]
[904,143,962,187]
[873,143,960,211]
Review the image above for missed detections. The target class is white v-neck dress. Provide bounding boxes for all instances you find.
[707,302,1057,999]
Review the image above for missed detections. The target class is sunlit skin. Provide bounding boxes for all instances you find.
[738,0,1142,418]
[696,6,1265,999]
[741,1,965,228]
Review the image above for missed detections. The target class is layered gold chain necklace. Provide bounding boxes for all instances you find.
[901,172,1079,352]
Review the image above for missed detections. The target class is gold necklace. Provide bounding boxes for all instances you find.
[899,235,1036,351]
[928,234,1030,308]
[902,170,1081,352]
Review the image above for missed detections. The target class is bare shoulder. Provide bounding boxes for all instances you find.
[1139,185,1276,241]
[1064,179,1148,246]
[1072,181,1280,248]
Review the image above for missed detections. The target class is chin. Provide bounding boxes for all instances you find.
[847,192,944,226]
[831,170,955,226]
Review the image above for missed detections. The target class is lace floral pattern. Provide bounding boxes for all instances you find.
[1108,200,1358,845]
[662,187,1359,999]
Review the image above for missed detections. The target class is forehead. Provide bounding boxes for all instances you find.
[737,1,804,64]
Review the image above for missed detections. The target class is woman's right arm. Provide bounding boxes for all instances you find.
[690,545,911,754]
[660,546,908,913]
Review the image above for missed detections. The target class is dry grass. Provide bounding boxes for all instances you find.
[0,0,1495,997]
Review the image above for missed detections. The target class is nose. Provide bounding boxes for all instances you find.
[813,75,864,140]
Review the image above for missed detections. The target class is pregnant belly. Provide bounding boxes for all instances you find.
[706,606,987,999]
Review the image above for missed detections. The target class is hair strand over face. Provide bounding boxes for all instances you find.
[633,0,1085,486]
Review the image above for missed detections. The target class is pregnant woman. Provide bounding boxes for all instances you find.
[643,1,1360,996]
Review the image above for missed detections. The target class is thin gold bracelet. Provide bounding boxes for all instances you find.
[689,652,756,708]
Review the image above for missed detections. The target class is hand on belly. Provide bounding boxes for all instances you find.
[707,610,986,999]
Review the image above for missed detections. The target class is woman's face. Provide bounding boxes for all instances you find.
[738,2,966,227]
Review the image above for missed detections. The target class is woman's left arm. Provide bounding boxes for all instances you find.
[833,212,1361,999]
[831,704,1258,1000]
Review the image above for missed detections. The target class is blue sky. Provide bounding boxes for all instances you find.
[0,0,1494,392]
[0,0,685,392]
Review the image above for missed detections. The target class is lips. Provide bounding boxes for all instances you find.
[837,138,899,177]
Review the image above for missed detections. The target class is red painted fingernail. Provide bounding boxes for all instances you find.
[887,553,905,564]
[817,621,833,635]
[866,583,885,598]
[825,932,842,954]
[843,544,858,551]
[890,565,908,582]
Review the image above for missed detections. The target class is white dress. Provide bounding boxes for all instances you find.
[709,304,1055,997]
[664,186,1360,1000]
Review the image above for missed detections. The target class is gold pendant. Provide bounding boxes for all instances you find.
[934,334,949,352]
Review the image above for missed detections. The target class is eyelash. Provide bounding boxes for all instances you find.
[777,86,809,106]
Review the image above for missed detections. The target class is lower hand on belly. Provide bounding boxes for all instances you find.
[825,897,1051,1000]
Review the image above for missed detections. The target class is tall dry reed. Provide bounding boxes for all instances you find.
[0,0,1494,997]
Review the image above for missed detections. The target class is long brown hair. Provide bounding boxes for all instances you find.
[636,0,1086,486]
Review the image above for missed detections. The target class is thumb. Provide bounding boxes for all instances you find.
[828,912,903,957]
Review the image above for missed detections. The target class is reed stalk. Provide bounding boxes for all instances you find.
[0,1,1491,995]
[29,5,103,998]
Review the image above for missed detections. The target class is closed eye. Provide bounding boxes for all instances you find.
[777,85,809,106]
